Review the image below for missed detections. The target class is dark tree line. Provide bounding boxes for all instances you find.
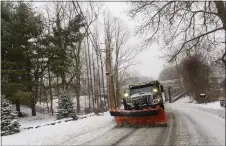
[1,1,104,116]
[1,1,139,116]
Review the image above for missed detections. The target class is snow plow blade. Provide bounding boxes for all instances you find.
[110,106,167,127]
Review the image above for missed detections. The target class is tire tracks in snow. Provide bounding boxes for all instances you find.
[111,128,137,146]
[174,107,223,145]
[154,106,176,145]
[69,105,176,145]
[113,106,176,146]
[59,121,115,145]
[82,127,137,145]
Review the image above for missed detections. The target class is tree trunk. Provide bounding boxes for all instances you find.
[33,78,39,116]
[76,77,81,113]
[115,70,120,108]
[95,55,100,108]
[214,1,226,30]
[91,49,96,109]
[87,37,94,109]
[74,41,82,113]
[57,77,60,97]
[15,99,22,117]
[62,72,66,90]
[92,53,97,105]
[100,54,106,108]
[97,57,102,109]
[30,83,36,116]
[31,98,36,116]
[43,84,49,113]
[48,65,53,116]
[39,77,43,104]
[85,37,91,109]
[27,57,36,116]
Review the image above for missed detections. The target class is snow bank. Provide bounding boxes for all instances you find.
[2,112,115,145]
[194,101,224,109]
[175,96,197,103]
[174,96,225,119]
[175,96,224,109]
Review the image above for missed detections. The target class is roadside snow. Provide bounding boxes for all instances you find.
[175,96,224,109]
[13,105,97,130]
[36,95,106,113]
[174,96,197,103]
[194,101,224,109]
[2,111,115,145]
[174,96,225,119]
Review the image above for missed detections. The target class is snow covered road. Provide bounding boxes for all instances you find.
[79,103,225,146]
[169,103,225,145]
[2,103,225,145]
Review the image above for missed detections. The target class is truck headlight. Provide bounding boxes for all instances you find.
[124,93,128,97]
[153,88,158,92]
[153,97,161,103]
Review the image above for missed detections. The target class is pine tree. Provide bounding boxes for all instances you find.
[1,2,46,116]
[56,91,77,120]
[1,97,20,136]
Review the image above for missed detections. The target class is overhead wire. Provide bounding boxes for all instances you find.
[72,1,102,56]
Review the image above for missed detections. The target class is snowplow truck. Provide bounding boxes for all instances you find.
[110,80,167,127]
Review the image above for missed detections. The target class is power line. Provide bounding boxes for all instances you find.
[72,1,102,56]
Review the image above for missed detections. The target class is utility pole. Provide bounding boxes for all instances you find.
[104,40,116,110]
[168,86,172,103]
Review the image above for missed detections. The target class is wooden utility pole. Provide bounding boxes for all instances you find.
[105,40,116,109]
[168,87,172,103]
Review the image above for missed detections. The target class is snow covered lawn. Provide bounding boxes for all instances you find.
[2,112,115,145]
[36,95,106,113]
[14,105,55,129]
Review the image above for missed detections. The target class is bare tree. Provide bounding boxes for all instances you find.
[129,1,225,64]
[112,18,131,106]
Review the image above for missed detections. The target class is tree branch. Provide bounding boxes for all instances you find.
[168,27,224,62]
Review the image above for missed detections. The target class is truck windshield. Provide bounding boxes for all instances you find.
[130,86,153,95]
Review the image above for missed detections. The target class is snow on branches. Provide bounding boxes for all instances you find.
[56,91,77,120]
[1,97,20,136]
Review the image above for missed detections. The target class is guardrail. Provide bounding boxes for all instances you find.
[173,90,187,102]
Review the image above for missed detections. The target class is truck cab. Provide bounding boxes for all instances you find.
[123,80,165,110]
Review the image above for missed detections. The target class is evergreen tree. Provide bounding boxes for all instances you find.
[1,97,20,136]
[1,2,27,116]
[56,91,77,120]
[2,2,46,116]
[12,2,45,116]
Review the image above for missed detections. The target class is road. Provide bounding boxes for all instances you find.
[68,103,225,145]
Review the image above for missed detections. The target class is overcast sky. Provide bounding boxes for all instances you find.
[104,2,166,79]
[34,1,166,80]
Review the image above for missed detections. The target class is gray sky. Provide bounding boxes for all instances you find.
[34,1,166,79]
[100,2,166,79]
